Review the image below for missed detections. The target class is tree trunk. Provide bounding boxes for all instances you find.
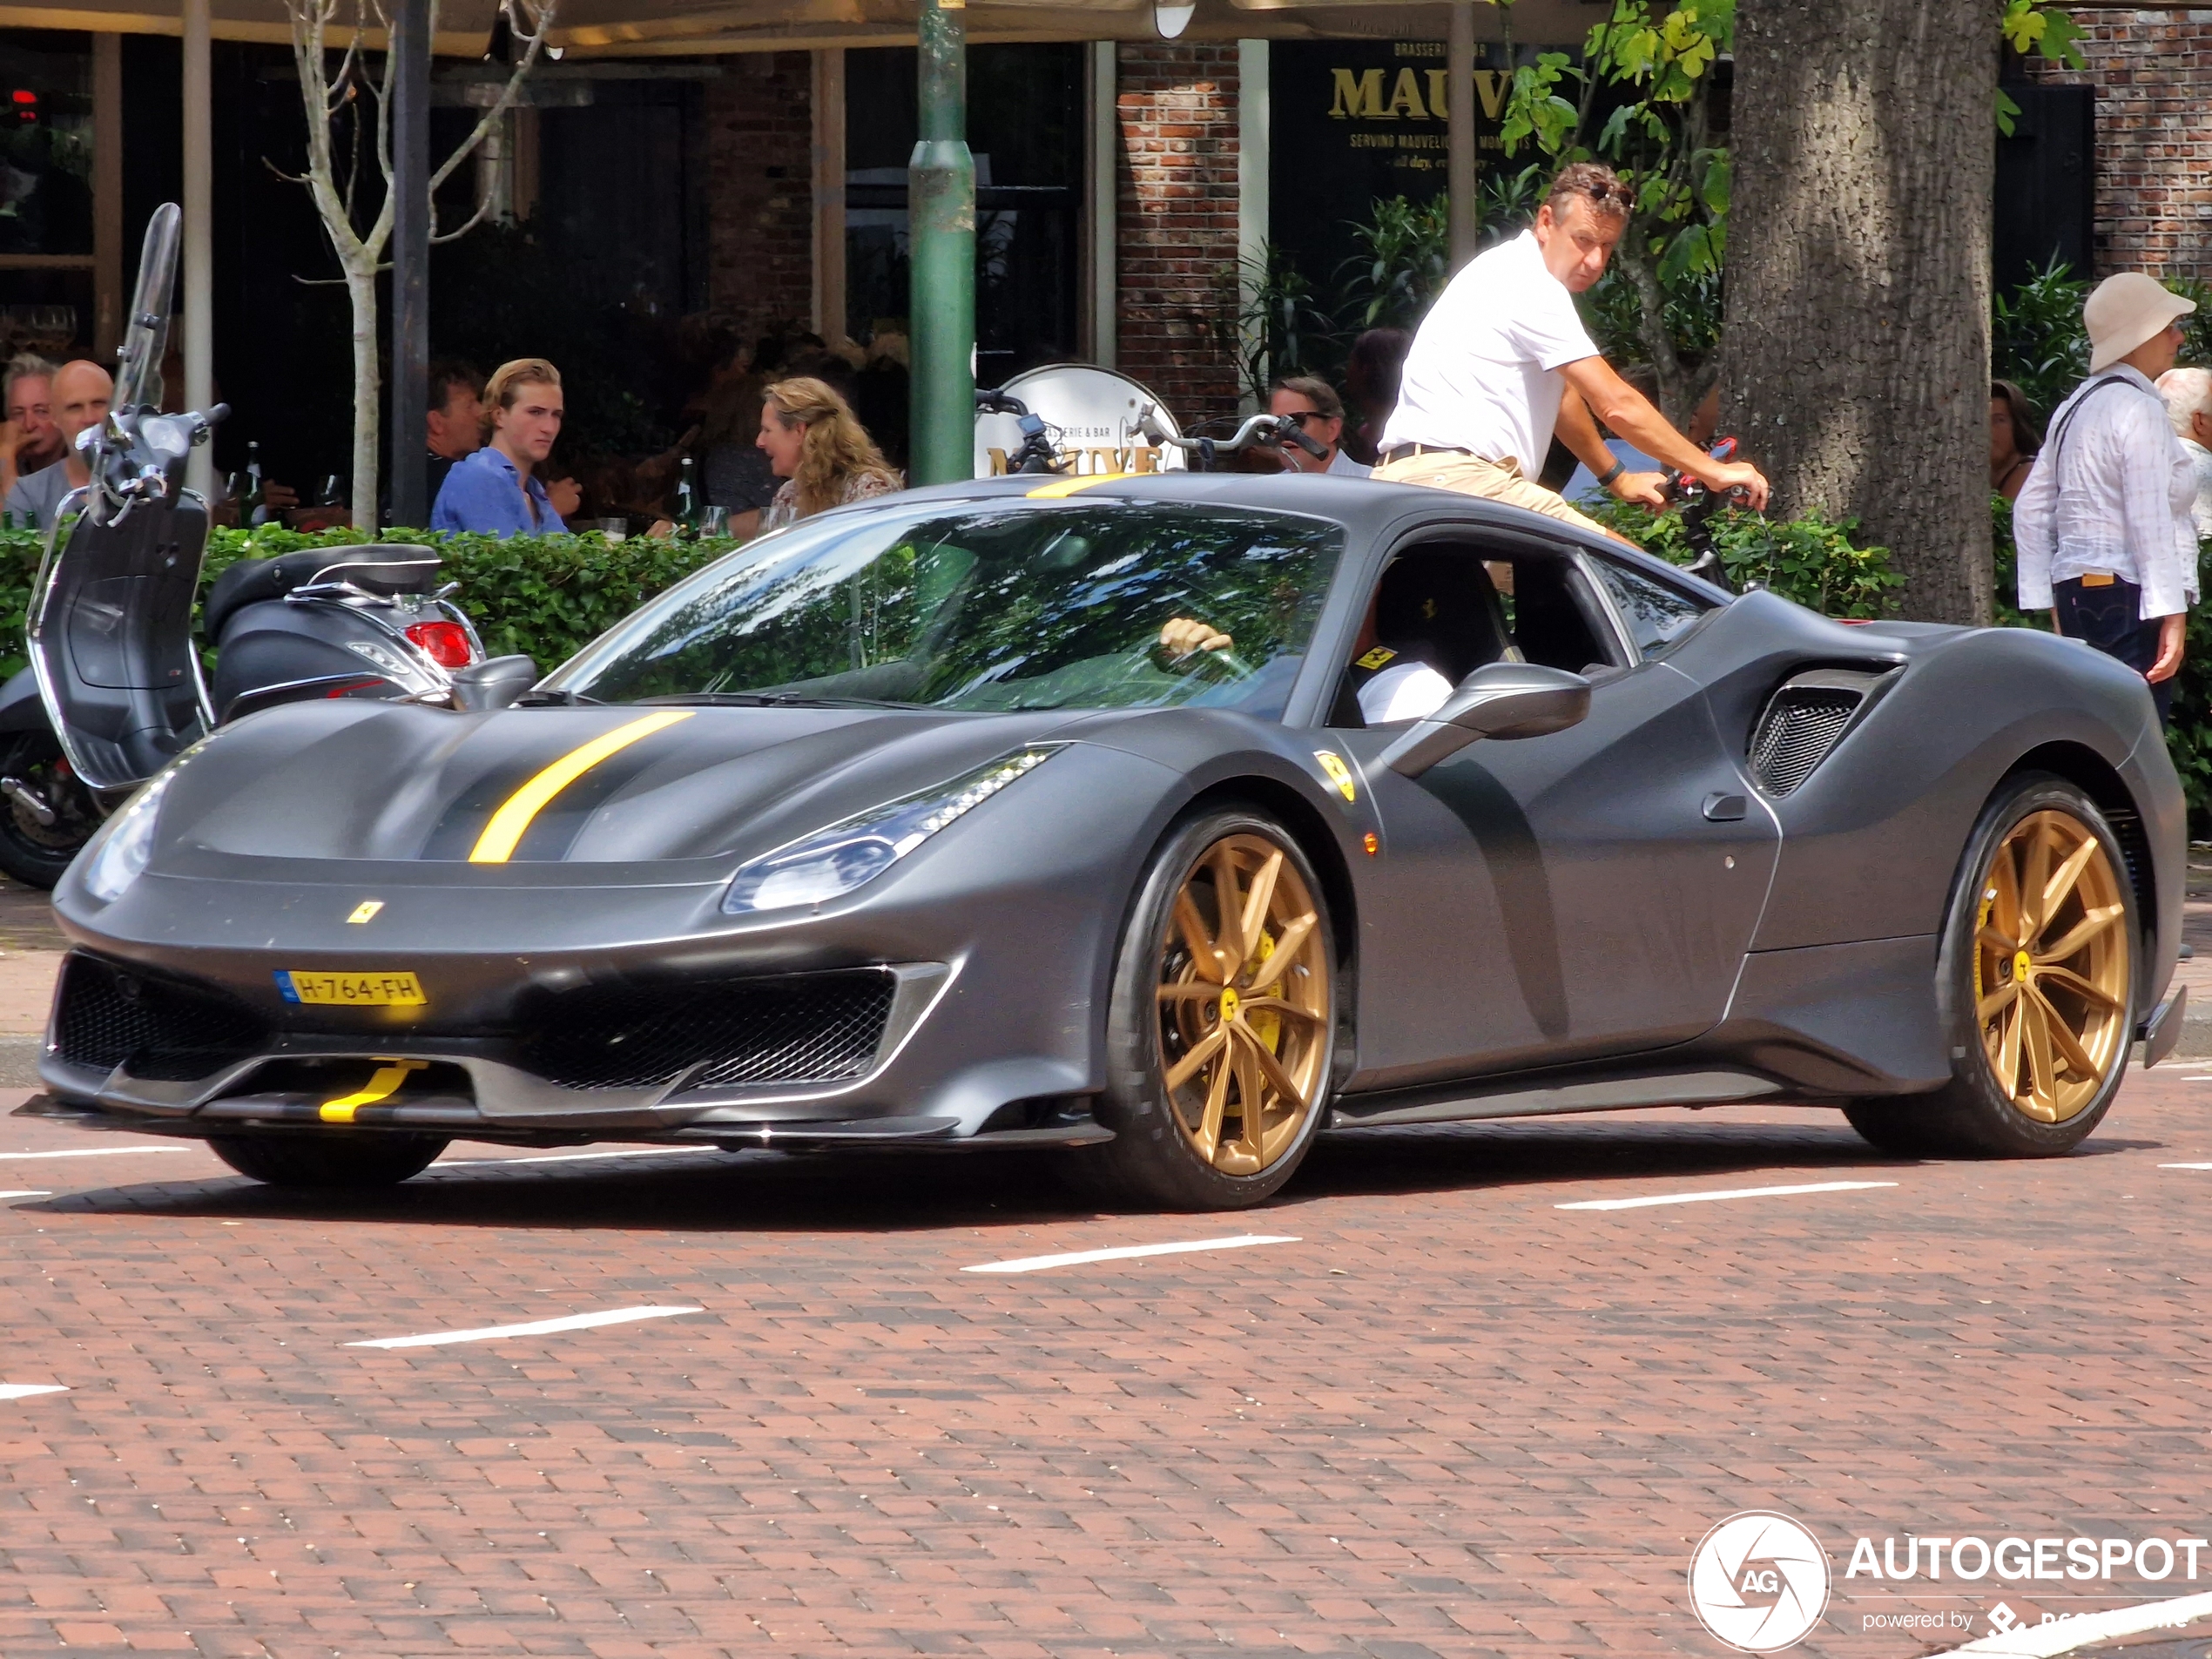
[1723,0,1993,624]
[346,265,380,532]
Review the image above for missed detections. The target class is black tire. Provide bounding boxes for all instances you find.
[1844,772,2137,1159]
[1070,806,1339,1211]
[208,1132,448,1189]
[0,728,104,889]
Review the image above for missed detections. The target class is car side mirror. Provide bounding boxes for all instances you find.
[1379,662,1592,777]
[450,654,539,712]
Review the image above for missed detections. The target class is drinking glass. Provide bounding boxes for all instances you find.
[598,516,628,544]
[699,505,730,538]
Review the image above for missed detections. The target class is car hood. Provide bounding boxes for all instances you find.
[148,701,1091,871]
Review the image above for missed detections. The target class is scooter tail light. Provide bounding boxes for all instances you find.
[404,619,475,669]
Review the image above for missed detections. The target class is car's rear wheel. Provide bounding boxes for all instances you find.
[1844,773,2135,1158]
[208,1132,449,1189]
[1075,808,1338,1211]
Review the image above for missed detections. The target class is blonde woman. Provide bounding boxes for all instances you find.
[755,376,901,530]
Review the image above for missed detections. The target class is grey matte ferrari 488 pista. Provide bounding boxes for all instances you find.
[23,472,2187,1209]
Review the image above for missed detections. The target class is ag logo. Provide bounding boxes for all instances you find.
[1688,1512,1831,1652]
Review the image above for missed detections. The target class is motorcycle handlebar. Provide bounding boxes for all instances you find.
[1157,412,1318,459]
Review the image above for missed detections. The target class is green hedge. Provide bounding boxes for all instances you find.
[1577,496,1908,618]
[0,523,734,684]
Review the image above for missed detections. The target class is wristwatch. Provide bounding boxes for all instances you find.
[1596,457,1626,488]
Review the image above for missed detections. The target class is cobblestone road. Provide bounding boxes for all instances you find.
[5,1061,2212,1659]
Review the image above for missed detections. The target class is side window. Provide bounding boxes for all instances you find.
[1587,554,1713,659]
[1487,553,1625,674]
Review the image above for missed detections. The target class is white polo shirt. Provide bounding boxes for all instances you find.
[1379,229,1600,472]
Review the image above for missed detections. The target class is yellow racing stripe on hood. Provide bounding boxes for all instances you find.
[469,710,693,863]
[1025,472,1137,498]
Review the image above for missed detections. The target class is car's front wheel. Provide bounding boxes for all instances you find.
[1076,807,1338,1211]
[209,1132,449,1189]
[1844,772,2136,1158]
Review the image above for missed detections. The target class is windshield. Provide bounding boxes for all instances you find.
[544,501,1345,717]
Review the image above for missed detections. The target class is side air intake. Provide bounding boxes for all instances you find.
[1749,668,1890,797]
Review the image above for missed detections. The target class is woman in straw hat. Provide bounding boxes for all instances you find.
[2014,271,2202,724]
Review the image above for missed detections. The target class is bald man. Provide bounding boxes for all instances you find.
[4,359,111,530]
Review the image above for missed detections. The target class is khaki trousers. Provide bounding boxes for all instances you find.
[1371,450,1611,538]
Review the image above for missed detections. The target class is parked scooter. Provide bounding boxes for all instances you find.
[0,203,494,889]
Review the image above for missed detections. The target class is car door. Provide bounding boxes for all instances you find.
[1327,535,1780,1090]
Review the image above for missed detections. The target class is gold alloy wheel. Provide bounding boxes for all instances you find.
[1155,833,1332,1176]
[1974,809,2132,1123]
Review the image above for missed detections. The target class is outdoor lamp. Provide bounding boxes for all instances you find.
[1153,1,1197,37]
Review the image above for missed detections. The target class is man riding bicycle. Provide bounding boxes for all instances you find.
[1372,161,1768,541]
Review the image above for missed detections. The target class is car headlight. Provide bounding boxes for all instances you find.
[723,745,1062,916]
[79,768,178,903]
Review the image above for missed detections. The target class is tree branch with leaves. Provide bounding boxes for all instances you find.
[279,0,556,528]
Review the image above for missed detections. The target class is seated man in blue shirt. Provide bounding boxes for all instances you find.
[430,356,567,536]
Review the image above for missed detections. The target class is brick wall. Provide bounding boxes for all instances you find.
[1116,44,1244,432]
[703,52,815,344]
[2033,15,2212,280]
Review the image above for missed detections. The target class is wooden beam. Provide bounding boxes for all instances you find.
[92,31,122,357]
[811,47,846,342]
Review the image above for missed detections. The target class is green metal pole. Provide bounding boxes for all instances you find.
[909,0,976,485]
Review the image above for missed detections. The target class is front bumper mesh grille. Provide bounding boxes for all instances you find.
[52,954,273,1082]
[517,970,898,1091]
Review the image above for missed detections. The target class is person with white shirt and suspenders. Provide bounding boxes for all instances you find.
[2014,272,2201,726]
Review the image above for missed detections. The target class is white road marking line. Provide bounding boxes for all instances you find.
[434,1147,726,1170]
[962,1234,1301,1274]
[1935,1588,2212,1655]
[0,1384,68,1400]
[1556,1179,1898,1211]
[0,1190,51,1200]
[347,1305,704,1350]
[0,1146,195,1160]
[2160,1162,2212,1170]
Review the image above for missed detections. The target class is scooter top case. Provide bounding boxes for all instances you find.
[202,546,453,725]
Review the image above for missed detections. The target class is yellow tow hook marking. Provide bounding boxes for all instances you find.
[469,710,693,863]
[320,1059,428,1123]
[346,900,383,924]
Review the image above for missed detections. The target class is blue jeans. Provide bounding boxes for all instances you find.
[2053,576,2174,726]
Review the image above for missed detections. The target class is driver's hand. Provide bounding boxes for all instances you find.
[1159,617,1233,658]
[1703,460,1770,512]
[1610,469,1668,509]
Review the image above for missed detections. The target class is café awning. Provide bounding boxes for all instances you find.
[0,0,1606,52]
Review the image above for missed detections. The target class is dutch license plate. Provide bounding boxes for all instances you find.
[274,970,427,1008]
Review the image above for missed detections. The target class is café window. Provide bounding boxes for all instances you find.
[844,44,1083,387]
[0,29,97,360]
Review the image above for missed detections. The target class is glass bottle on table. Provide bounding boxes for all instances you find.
[673,455,700,538]
[242,442,266,529]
